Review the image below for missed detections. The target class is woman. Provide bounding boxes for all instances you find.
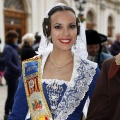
[8,3,99,120]
[20,33,36,61]
[3,30,21,120]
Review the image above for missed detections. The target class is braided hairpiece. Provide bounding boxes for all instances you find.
[37,3,88,59]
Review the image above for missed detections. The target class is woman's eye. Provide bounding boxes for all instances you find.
[54,26,61,29]
[69,25,76,29]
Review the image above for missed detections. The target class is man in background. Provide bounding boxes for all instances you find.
[86,29,112,69]
[110,33,120,56]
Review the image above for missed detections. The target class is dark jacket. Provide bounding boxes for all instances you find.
[110,40,120,56]
[0,52,5,71]
[87,57,120,120]
[3,44,21,78]
[94,52,112,69]
[20,45,36,61]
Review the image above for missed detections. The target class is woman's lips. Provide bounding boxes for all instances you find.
[59,39,71,44]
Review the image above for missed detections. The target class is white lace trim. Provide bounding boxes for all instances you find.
[42,79,69,86]
[41,52,97,120]
[53,54,97,120]
[45,80,64,115]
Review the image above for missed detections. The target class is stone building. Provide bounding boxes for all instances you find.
[0,0,120,50]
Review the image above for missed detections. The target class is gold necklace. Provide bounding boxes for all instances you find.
[50,53,73,73]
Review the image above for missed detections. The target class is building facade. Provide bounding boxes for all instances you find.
[0,0,120,50]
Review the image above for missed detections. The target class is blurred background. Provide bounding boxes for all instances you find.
[0,0,120,51]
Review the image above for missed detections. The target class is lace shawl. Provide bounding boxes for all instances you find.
[41,52,97,120]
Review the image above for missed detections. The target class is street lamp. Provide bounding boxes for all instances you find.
[74,0,87,22]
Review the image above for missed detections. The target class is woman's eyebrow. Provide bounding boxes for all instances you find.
[69,22,76,25]
[53,22,76,26]
[53,23,62,26]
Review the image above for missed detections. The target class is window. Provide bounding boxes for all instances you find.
[108,16,114,37]
[4,0,24,11]
[86,11,95,29]
[87,11,94,23]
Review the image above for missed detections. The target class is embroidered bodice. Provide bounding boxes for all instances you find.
[42,79,68,118]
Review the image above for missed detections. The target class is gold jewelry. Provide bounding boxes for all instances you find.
[50,53,73,73]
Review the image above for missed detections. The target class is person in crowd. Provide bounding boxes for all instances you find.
[3,30,22,120]
[20,33,36,61]
[8,3,100,120]
[86,53,120,120]
[86,29,112,70]
[110,33,120,56]
[33,32,41,51]
[0,51,5,86]
[0,38,5,86]
[101,38,113,54]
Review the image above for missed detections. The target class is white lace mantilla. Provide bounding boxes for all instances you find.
[41,52,97,120]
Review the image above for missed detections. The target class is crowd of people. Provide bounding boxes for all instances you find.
[0,2,120,120]
[0,31,41,120]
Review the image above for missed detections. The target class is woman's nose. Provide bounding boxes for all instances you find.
[62,28,70,36]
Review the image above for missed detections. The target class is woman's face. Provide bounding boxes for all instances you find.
[50,10,77,51]
[13,37,18,43]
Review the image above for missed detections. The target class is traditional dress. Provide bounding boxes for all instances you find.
[8,51,99,120]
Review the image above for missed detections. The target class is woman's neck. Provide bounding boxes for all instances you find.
[50,50,73,65]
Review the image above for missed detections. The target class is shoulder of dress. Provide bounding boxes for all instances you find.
[76,58,98,71]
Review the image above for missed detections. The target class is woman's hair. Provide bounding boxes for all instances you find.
[5,30,19,44]
[21,33,35,47]
[43,5,80,38]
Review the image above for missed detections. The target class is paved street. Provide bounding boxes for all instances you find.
[0,78,7,120]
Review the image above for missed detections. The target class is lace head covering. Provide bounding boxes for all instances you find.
[36,3,88,59]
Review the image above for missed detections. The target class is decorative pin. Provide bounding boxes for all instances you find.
[56,67,60,73]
